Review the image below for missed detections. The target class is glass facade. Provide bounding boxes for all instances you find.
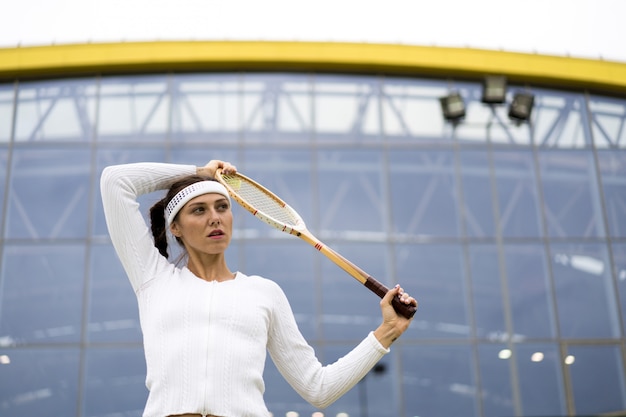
[0,72,625,417]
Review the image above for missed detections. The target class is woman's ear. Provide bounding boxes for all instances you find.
[170,222,182,238]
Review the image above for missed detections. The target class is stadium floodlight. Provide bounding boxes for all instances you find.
[508,92,535,122]
[439,92,466,123]
[481,76,507,104]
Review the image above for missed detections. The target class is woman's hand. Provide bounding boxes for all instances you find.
[197,160,237,178]
[373,285,418,349]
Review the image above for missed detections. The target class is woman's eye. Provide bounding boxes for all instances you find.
[193,207,205,214]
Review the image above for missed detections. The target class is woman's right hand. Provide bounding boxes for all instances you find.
[373,285,417,349]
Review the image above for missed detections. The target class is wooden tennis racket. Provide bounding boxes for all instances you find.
[216,169,417,319]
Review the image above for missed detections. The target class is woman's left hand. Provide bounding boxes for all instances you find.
[198,160,237,177]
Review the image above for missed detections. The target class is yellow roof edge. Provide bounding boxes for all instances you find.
[1,40,625,95]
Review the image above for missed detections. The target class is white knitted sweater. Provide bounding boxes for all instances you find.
[100,162,389,417]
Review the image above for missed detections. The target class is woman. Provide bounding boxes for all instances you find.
[100,160,417,417]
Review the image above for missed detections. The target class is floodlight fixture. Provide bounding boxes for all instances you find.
[481,76,507,104]
[508,92,535,122]
[439,92,466,123]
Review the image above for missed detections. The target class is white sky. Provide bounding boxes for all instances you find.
[2,0,625,63]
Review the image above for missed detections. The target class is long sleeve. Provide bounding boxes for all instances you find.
[99,162,196,291]
[266,282,389,409]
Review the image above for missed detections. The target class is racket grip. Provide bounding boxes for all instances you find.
[364,277,417,319]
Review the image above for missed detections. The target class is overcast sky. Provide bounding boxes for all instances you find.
[2,0,624,62]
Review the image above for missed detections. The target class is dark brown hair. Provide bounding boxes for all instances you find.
[149,175,215,259]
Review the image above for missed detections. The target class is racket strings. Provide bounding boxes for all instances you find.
[222,175,301,226]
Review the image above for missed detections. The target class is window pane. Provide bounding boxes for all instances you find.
[83,347,147,416]
[314,76,382,143]
[614,243,626,336]
[552,242,620,338]
[516,343,566,416]
[14,79,97,142]
[7,147,90,239]
[459,150,496,238]
[396,244,468,339]
[469,245,507,339]
[504,244,556,338]
[97,76,169,142]
[0,244,85,344]
[318,150,386,236]
[534,91,592,148]
[171,73,240,144]
[88,244,142,342]
[401,344,477,417]
[0,85,14,142]
[381,78,451,144]
[568,345,626,414]
[492,150,543,238]
[597,150,626,237]
[242,74,313,145]
[589,95,626,148]
[477,344,514,417]
[389,150,460,238]
[538,150,605,238]
[0,348,80,416]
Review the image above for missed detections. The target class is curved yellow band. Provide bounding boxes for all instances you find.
[1,41,625,95]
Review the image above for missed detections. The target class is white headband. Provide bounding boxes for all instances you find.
[166,181,231,225]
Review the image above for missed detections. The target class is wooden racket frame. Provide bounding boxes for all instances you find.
[216,169,416,319]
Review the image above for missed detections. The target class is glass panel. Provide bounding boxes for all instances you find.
[318,149,386,237]
[552,242,620,338]
[589,95,626,148]
[567,344,626,415]
[477,344,514,417]
[538,150,605,238]
[170,73,241,144]
[597,150,626,237]
[88,244,142,342]
[314,75,382,143]
[93,147,167,238]
[504,244,556,338]
[389,150,460,238]
[320,242,390,340]
[0,84,14,142]
[242,242,318,340]
[0,244,85,344]
[469,245,507,339]
[534,90,592,148]
[0,348,80,416]
[459,150,496,238]
[14,78,97,142]
[0,148,8,223]
[97,76,169,142]
[396,244,468,339]
[242,74,312,145]
[6,147,90,239]
[614,243,626,336]
[324,344,400,417]
[401,344,477,417]
[492,150,543,238]
[83,347,146,417]
[516,343,566,416]
[381,78,452,145]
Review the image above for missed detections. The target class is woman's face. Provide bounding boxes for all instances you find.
[169,192,233,255]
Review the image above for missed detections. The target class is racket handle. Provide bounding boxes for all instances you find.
[364,277,417,319]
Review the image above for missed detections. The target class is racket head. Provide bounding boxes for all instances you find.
[216,169,306,235]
